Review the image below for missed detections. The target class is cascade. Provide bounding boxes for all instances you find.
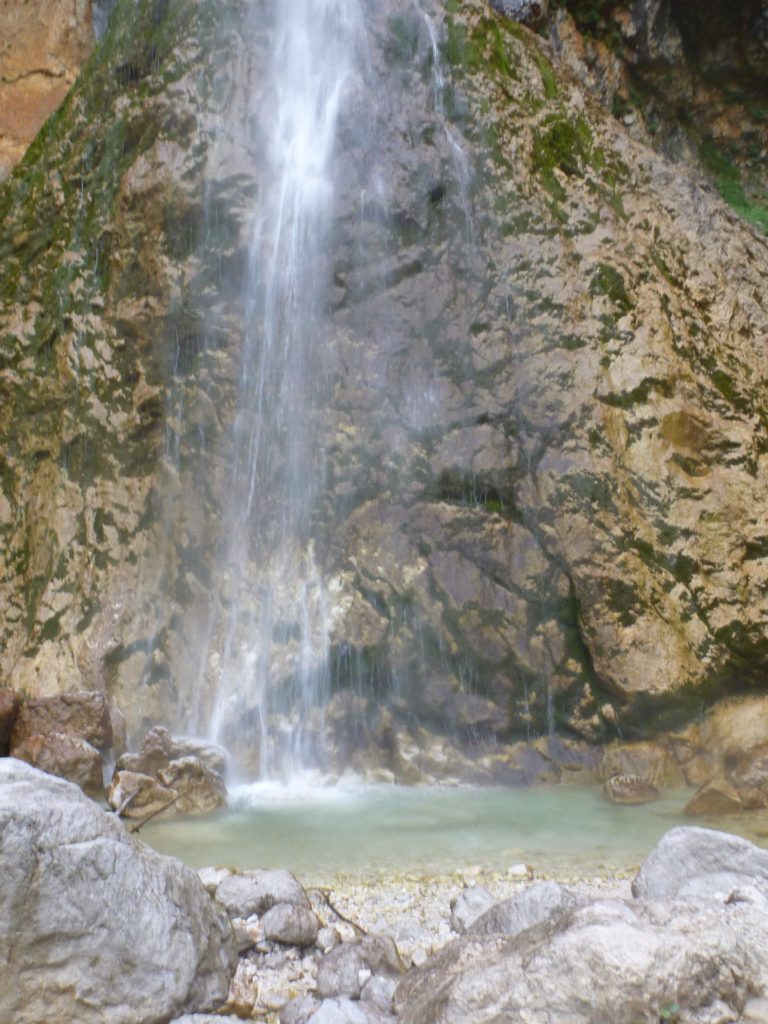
[191,0,479,779]
[206,0,366,777]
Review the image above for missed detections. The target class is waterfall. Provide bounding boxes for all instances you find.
[208,0,365,778]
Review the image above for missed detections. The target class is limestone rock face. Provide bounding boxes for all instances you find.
[0,758,236,1024]
[0,0,767,768]
[0,0,95,177]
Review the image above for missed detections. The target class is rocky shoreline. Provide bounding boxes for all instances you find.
[4,756,768,1024]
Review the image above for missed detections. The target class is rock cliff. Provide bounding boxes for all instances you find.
[0,0,766,773]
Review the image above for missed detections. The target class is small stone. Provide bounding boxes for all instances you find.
[317,926,339,952]
[449,886,496,934]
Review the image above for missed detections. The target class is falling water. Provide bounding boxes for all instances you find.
[208,0,365,777]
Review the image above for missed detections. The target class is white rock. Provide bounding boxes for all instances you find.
[0,759,236,1024]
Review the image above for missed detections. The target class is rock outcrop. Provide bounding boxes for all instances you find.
[395,826,768,1024]
[0,0,767,773]
[107,725,227,818]
[0,758,236,1024]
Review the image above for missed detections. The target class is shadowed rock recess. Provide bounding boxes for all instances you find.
[0,0,767,774]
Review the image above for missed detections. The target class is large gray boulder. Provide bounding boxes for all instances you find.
[632,825,768,902]
[467,880,587,936]
[0,759,237,1024]
[395,896,768,1024]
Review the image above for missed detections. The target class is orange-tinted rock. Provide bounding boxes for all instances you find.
[11,691,112,751]
[684,778,743,817]
[12,732,104,799]
[0,0,94,177]
[727,743,768,810]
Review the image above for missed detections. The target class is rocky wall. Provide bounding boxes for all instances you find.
[0,0,766,769]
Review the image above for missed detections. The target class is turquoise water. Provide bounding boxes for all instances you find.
[141,781,768,880]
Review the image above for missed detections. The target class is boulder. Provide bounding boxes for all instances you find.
[394,896,768,1024]
[11,690,113,749]
[156,756,227,813]
[449,886,497,934]
[107,769,178,818]
[0,688,21,755]
[261,902,320,947]
[12,732,104,799]
[684,778,743,816]
[118,725,227,781]
[727,742,768,810]
[215,868,311,917]
[603,774,659,804]
[316,937,404,1000]
[468,881,587,937]
[0,758,236,1024]
[632,825,768,902]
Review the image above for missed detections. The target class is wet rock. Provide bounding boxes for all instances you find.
[0,759,236,1024]
[118,725,227,781]
[684,777,743,816]
[632,825,768,902]
[12,732,104,799]
[156,756,227,813]
[468,881,587,936]
[216,868,312,918]
[107,769,177,818]
[603,774,660,804]
[449,886,497,934]
[316,936,404,1000]
[394,894,768,1024]
[0,688,21,755]
[10,690,112,750]
[262,902,320,947]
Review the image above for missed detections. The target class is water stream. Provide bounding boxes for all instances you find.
[206,0,366,776]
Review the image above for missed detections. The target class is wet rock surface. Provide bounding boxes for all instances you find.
[107,725,227,819]
[0,0,766,772]
[0,759,236,1024]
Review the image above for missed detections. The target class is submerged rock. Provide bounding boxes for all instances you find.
[603,774,660,804]
[0,758,236,1024]
[684,777,743,816]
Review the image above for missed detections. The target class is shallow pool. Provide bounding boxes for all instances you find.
[140,779,768,881]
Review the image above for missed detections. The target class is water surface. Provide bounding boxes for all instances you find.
[142,782,768,881]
